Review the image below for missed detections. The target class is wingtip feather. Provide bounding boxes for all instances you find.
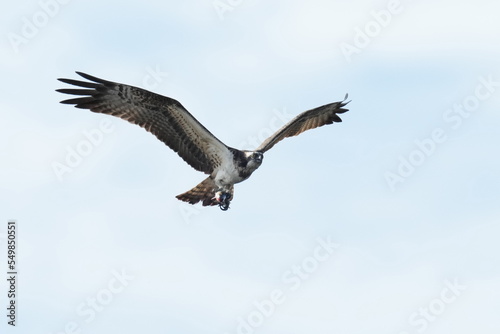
[342,93,351,106]
[76,71,113,85]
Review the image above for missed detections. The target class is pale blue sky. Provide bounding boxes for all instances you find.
[1,0,500,333]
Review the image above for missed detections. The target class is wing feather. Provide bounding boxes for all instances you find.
[57,72,231,174]
[256,95,350,153]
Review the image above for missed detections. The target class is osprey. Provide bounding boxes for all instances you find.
[57,72,349,210]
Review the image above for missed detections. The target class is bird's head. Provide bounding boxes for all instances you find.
[244,151,264,170]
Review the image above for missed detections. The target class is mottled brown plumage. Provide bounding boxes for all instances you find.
[176,177,233,207]
[257,96,349,152]
[58,72,228,174]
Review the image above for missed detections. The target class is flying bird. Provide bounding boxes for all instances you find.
[57,72,349,210]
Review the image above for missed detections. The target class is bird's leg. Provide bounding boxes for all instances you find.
[214,190,231,211]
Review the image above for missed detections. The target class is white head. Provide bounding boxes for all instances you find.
[243,150,263,171]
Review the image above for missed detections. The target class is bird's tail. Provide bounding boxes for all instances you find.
[176,177,219,206]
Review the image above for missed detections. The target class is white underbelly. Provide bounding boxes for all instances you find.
[214,163,244,188]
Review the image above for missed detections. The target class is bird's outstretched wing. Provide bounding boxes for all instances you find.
[256,95,350,153]
[57,72,231,174]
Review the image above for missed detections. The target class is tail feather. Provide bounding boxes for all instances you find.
[176,177,218,206]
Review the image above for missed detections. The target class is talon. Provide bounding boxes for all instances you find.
[215,191,231,211]
[219,202,230,211]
